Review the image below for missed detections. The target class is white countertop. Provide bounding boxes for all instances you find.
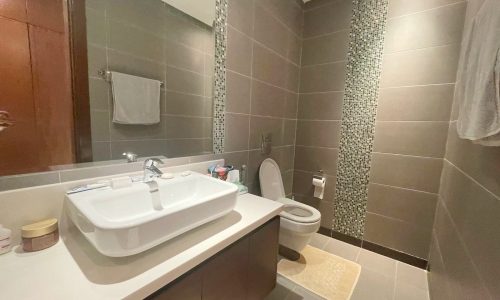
[0,193,282,300]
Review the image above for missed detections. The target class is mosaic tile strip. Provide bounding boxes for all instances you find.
[212,0,228,154]
[333,0,388,238]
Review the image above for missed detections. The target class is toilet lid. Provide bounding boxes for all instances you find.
[278,198,321,223]
[259,158,285,201]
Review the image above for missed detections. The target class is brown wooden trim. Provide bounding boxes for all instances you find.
[67,0,92,163]
[317,227,428,269]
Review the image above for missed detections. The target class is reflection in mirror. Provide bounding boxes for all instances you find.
[0,0,225,178]
[87,0,216,161]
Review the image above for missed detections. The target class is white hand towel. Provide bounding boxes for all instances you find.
[455,0,500,146]
[111,71,161,125]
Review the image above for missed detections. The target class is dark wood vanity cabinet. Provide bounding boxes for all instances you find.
[148,217,280,300]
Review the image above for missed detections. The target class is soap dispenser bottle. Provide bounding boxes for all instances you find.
[0,224,12,255]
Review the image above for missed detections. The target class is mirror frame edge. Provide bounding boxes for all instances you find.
[67,0,93,163]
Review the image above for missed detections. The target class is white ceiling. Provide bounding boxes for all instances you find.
[162,0,216,27]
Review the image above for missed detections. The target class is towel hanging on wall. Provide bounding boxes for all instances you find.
[455,0,500,146]
[110,71,161,125]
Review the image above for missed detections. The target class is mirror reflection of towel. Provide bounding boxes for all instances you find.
[111,71,161,125]
[455,0,500,146]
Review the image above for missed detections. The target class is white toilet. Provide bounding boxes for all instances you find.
[259,158,321,253]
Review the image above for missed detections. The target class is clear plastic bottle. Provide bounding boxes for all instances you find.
[0,224,12,255]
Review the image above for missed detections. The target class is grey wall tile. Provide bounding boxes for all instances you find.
[254,3,289,57]
[296,120,341,148]
[87,45,107,78]
[255,0,304,36]
[284,91,299,119]
[387,0,465,18]
[294,146,338,175]
[107,0,164,33]
[165,116,211,139]
[428,233,453,300]
[225,113,250,152]
[432,201,492,299]
[226,71,251,114]
[444,122,500,197]
[377,84,454,121]
[303,0,352,38]
[380,44,460,88]
[251,80,288,118]
[110,118,166,141]
[164,91,211,117]
[90,110,111,142]
[293,170,336,202]
[164,10,210,52]
[86,7,107,46]
[439,162,500,298]
[165,66,205,95]
[227,26,253,76]
[299,61,346,93]
[249,116,289,149]
[110,140,167,159]
[370,153,443,193]
[302,30,349,66]
[367,183,437,227]
[88,78,110,111]
[373,121,449,158]
[384,2,466,53]
[364,212,432,258]
[107,49,166,82]
[108,19,164,61]
[92,142,111,161]
[165,40,205,74]
[228,0,255,37]
[298,92,344,120]
[252,43,288,89]
[165,139,210,157]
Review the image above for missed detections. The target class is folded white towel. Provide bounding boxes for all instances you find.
[455,0,500,146]
[111,71,161,125]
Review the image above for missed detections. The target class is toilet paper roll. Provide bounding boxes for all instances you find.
[312,177,325,187]
[312,177,325,199]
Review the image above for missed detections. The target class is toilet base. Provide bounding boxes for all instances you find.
[279,226,316,253]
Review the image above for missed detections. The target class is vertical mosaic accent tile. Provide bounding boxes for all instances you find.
[213,0,228,154]
[333,0,388,238]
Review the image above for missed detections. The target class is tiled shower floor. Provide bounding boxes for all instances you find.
[266,233,430,300]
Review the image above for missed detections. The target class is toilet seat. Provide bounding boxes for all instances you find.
[278,198,321,224]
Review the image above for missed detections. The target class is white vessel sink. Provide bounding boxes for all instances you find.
[66,172,238,257]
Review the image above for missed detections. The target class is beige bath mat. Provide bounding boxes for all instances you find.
[277,245,361,300]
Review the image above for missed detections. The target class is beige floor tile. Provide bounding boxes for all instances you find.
[323,238,361,261]
[394,282,430,300]
[356,249,397,277]
[309,233,330,250]
[397,262,429,291]
[351,267,396,300]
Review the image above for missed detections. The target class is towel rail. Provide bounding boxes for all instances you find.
[97,70,165,88]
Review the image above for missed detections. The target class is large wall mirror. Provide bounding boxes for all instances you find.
[0,0,226,177]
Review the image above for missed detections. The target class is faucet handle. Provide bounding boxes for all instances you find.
[122,152,138,163]
[144,158,164,168]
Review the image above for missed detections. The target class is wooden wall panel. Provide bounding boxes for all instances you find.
[0,17,42,175]
[0,0,27,22]
[26,0,65,32]
[29,25,74,167]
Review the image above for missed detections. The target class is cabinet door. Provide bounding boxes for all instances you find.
[148,270,201,300]
[247,217,280,300]
[202,238,249,300]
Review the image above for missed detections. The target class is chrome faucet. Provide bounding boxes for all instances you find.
[143,158,164,183]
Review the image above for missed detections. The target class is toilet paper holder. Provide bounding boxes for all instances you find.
[313,170,324,181]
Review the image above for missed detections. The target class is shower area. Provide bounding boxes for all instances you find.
[289,0,498,298]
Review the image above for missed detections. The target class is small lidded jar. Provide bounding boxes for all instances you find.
[21,218,59,252]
